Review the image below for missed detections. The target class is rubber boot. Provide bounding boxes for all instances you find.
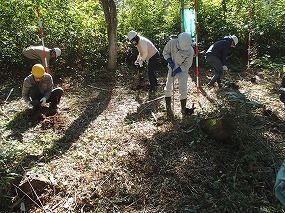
[180,99,187,114]
[165,97,173,119]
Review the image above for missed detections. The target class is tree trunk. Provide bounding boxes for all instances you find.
[221,0,227,19]
[100,0,118,71]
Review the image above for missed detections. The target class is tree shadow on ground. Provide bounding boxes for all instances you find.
[24,89,112,165]
[117,104,285,212]
[0,68,115,211]
[5,109,43,141]
[111,68,285,212]
[4,72,111,156]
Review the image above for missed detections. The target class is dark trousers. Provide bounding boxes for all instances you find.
[281,73,285,88]
[206,54,223,85]
[148,51,159,90]
[280,74,285,104]
[30,85,63,107]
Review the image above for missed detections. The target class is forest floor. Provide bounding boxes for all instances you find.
[1,64,285,212]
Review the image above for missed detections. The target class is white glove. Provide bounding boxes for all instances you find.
[134,60,143,67]
[223,65,228,71]
[135,55,143,67]
[40,97,47,105]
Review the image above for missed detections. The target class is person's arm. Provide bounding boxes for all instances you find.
[22,78,32,104]
[163,40,172,61]
[163,40,175,70]
[138,39,148,61]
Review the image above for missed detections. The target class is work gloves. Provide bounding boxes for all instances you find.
[28,100,40,107]
[135,55,143,67]
[27,97,46,108]
[223,65,228,71]
[40,97,47,105]
[167,58,181,76]
[134,60,143,67]
[167,57,175,69]
[172,67,182,77]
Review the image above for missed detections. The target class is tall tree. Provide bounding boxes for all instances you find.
[101,0,118,70]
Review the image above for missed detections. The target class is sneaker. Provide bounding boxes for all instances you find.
[279,87,285,94]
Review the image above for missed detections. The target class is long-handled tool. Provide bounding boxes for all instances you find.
[194,0,200,96]
[134,65,144,90]
[172,69,175,110]
[137,95,165,114]
[36,6,49,73]
[5,88,13,102]
[87,85,111,92]
[246,9,252,73]
[1,88,13,119]
[132,61,144,90]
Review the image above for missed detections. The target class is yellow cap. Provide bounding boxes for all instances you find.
[31,64,45,78]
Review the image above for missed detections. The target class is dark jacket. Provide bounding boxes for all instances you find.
[206,38,232,65]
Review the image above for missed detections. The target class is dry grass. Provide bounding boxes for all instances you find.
[1,65,285,212]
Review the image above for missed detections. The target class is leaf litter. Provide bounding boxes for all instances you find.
[1,66,285,212]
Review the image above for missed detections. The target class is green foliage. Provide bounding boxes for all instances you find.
[0,0,107,75]
[0,0,37,71]
[0,0,284,75]
[252,0,285,59]
[117,0,181,63]
[198,0,285,66]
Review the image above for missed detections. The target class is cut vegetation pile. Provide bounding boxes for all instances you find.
[0,66,285,212]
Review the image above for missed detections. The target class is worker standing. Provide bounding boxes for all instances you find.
[163,32,195,117]
[127,31,160,94]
